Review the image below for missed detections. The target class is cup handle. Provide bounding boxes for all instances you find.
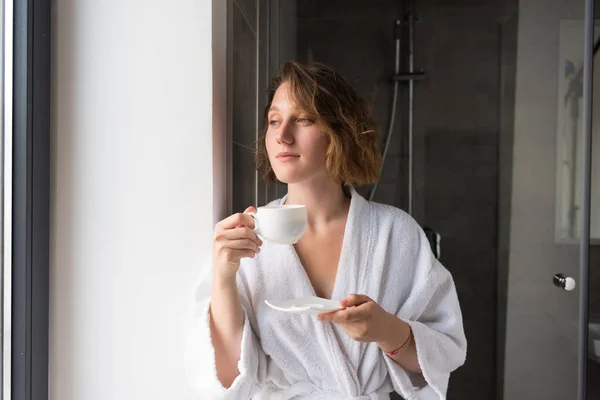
[247,211,261,236]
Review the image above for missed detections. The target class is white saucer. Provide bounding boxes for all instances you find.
[265,296,344,315]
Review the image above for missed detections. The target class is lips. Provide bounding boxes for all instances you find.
[276,152,300,160]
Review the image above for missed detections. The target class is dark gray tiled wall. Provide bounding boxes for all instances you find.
[232,0,258,213]
[424,130,498,399]
[232,3,257,148]
[496,13,517,400]
[295,1,515,399]
[415,6,513,398]
[236,0,257,34]
[296,1,406,205]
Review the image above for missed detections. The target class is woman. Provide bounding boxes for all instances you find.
[186,61,467,400]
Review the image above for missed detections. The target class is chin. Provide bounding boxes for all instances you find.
[273,169,330,186]
[272,167,311,185]
[273,173,303,185]
[271,161,329,185]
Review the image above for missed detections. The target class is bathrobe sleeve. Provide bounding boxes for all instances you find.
[383,227,467,400]
[185,259,268,400]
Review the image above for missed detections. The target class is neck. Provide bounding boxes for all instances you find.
[284,179,350,225]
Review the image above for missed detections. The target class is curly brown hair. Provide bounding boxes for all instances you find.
[255,61,382,186]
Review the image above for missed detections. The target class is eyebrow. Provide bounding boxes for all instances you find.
[269,105,310,115]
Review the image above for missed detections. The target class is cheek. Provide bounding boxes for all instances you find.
[265,132,278,158]
[312,136,330,162]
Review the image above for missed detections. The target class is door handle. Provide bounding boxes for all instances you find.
[553,273,576,291]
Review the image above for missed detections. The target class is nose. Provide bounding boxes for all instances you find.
[276,121,294,144]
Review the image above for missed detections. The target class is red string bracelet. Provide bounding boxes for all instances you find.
[385,327,413,357]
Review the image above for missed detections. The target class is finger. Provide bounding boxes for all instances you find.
[317,310,338,322]
[322,309,352,324]
[340,294,372,308]
[319,307,370,323]
[216,227,262,247]
[218,212,256,230]
[220,238,260,252]
[219,248,258,264]
[237,249,258,259]
[342,306,370,322]
[235,207,258,230]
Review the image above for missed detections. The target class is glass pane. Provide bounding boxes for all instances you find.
[502,3,590,398]
[587,4,600,397]
[228,0,594,398]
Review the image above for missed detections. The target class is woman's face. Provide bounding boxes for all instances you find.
[265,82,330,185]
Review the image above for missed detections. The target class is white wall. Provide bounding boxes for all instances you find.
[50,1,224,399]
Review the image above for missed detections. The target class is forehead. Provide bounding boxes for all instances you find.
[269,83,303,113]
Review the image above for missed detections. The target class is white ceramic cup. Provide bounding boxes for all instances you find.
[248,205,307,244]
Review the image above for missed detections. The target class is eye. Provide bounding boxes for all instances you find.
[269,120,281,126]
[296,118,314,125]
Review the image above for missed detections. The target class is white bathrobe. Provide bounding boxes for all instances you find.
[186,187,467,400]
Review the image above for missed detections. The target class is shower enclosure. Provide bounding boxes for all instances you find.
[228,0,598,398]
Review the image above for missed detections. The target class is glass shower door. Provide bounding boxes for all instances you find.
[500,1,595,399]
